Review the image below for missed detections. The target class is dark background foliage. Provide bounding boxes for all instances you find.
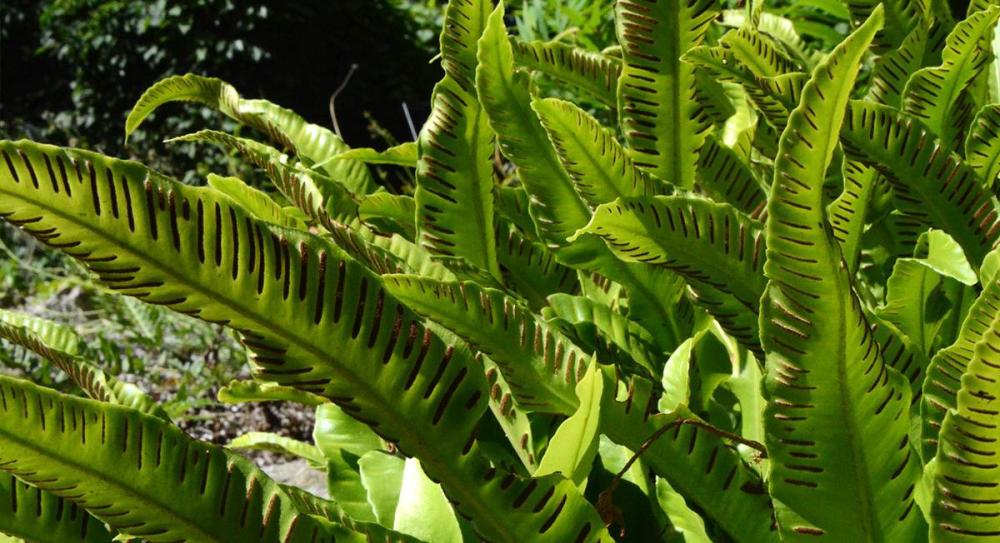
[2,0,443,180]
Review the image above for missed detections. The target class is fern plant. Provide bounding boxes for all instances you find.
[2,0,1000,541]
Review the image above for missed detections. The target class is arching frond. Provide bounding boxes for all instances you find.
[902,8,1000,146]
[0,376,350,542]
[0,310,166,419]
[0,139,611,542]
[841,101,1000,267]
[511,39,621,106]
[125,74,374,194]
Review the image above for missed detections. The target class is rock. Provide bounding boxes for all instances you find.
[260,459,328,498]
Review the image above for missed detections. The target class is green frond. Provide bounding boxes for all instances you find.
[495,185,540,241]
[125,74,374,194]
[867,26,931,108]
[494,223,579,310]
[877,255,968,360]
[415,74,499,278]
[169,129,358,227]
[277,484,423,543]
[841,101,1000,267]
[0,376,349,542]
[760,8,926,539]
[531,97,665,206]
[476,3,594,252]
[228,432,325,467]
[696,135,768,218]
[720,9,824,68]
[383,274,585,414]
[124,74,278,144]
[693,71,738,128]
[842,0,929,50]
[0,310,166,419]
[901,8,1000,146]
[439,0,493,92]
[358,192,416,238]
[416,0,498,278]
[369,232,457,281]
[615,0,719,188]
[483,355,542,471]
[206,174,308,230]
[511,38,621,106]
[828,160,880,273]
[577,195,768,357]
[720,27,800,77]
[535,362,604,486]
[0,309,81,355]
[0,472,114,542]
[235,98,376,194]
[929,309,1000,541]
[316,221,412,277]
[613,264,694,357]
[217,379,327,406]
[921,276,1000,460]
[870,316,932,408]
[334,142,418,168]
[966,105,1000,194]
[544,293,661,378]
[684,45,805,131]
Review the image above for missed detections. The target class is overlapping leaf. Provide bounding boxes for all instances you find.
[600,374,776,543]
[532,97,664,206]
[383,274,586,414]
[476,3,594,251]
[921,275,1000,459]
[696,135,768,218]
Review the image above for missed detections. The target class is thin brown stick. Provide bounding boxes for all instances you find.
[597,417,767,533]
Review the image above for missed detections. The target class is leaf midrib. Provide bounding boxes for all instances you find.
[770,20,884,534]
[815,79,881,543]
